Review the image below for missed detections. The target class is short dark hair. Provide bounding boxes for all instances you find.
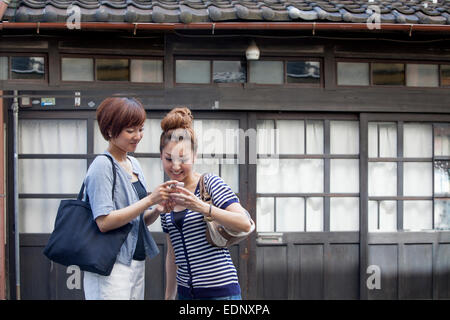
[96,97,146,141]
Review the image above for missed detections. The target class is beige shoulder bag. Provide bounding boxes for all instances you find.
[199,173,255,248]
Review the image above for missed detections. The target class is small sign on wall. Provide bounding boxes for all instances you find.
[41,97,56,107]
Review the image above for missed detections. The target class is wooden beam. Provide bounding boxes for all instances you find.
[0,91,5,300]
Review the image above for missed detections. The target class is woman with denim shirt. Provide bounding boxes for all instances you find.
[83,97,178,300]
[159,107,252,300]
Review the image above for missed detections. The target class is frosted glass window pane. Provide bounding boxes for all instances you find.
[337,62,369,86]
[249,61,283,84]
[403,123,432,157]
[286,61,320,84]
[257,197,274,232]
[130,60,163,83]
[277,120,304,154]
[276,197,304,232]
[306,121,324,154]
[330,159,359,193]
[434,200,450,230]
[19,159,86,194]
[138,119,163,153]
[434,161,450,195]
[404,162,432,196]
[372,63,405,86]
[0,56,7,80]
[61,58,94,81]
[11,56,45,80]
[434,124,450,156]
[368,201,378,232]
[369,122,397,158]
[176,60,210,84]
[148,215,162,232]
[330,121,359,154]
[213,61,246,83]
[404,200,432,231]
[306,197,323,231]
[194,119,240,155]
[19,119,87,154]
[94,121,109,154]
[19,199,60,233]
[194,158,219,177]
[369,201,397,232]
[406,64,439,87]
[441,65,450,86]
[96,59,129,81]
[139,158,164,192]
[195,158,239,193]
[368,162,397,196]
[368,123,378,158]
[257,120,276,155]
[257,159,323,193]
[330,197,359,231]
[220,159,239,193]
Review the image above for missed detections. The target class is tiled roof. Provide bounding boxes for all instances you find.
[3,0,450,24]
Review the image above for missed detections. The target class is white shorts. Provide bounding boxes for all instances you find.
[83,260,146,300]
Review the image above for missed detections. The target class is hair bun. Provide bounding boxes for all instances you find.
[161,107,193,132]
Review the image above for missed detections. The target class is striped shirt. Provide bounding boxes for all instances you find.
[160,173,241,299]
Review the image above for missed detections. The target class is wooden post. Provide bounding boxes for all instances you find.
[0,91,5,300]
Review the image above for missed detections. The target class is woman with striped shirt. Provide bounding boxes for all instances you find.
[159,107,252,300]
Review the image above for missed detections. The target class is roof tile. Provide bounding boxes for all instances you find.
[4,0,450,25]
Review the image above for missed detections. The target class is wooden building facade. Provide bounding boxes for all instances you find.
[2,0,450,300]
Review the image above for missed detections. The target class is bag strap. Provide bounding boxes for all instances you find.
[198,173,211,204]
[77,154,117,202]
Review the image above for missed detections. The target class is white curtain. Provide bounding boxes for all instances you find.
[330,197,359,231]
[256,197,274,232]
[257,120,276,155]
[403,123,432,157]
[403,162,432,197]
[306,121,324,154]
[369,162,397,196]
[403,201,432,231]
[330,121,359,154]
[368,200,397,232]
[195,119,239,155]
[277,120,304,154]
[330,159,359,193]
[19,119,88,233]
[19,119,87,154]
[94,119,162,154]
[19,199,60,233]
[276,197,304,232]
[434,124,450,156]
[257,159,323,193]
[306,197,324,231]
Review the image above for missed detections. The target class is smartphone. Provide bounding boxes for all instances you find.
[169,182,184,189]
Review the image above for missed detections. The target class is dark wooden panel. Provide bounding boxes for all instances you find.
[296,244,324,299]
[436,244,450,299]
[400,244,433,300]
[257,245,288,300]
[55,263,85,300]
[327,244,359,300]
[367,244,398,300]
[145,244,166,300]
[20,246,52,300]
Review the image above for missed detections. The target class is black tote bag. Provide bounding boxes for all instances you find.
[43,154,132,276]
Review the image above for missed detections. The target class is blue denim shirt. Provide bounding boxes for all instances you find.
[84,151,159,266]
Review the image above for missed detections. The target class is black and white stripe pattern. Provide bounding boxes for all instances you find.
[160,173,241,297]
